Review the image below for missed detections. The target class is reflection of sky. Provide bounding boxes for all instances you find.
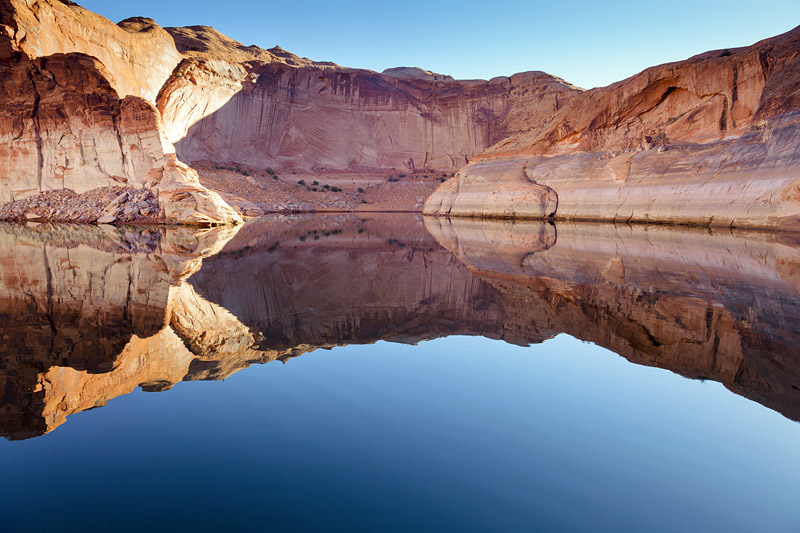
[1,334,798,531]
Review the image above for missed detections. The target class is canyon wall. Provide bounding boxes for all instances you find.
[0,0,180,102]
[0,1,580,222]
[157,26,580,172]
[0,0,241,224]
[425,26,800,230]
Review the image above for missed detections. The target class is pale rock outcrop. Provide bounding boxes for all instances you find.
[0,1,241,224]
[0,0,180,102]
[425,26,800,230]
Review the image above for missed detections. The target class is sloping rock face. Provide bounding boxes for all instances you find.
[425,26,800,230]
[0,0,180,102]
[156,26,580,172]
[166,25,325,67]
[0,0,242,224]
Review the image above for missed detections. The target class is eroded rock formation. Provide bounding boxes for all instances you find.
[5,1,796,227]
[0,0,242,224]
[425,26,800,230]
[0,0,180,102]
[157,26,580,172]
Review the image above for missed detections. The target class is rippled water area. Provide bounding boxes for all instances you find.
[1,215,799,531]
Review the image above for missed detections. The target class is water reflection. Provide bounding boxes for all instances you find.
[1,215,799,440]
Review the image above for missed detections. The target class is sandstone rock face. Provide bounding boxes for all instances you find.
[0,1,241,225]
[165,25,325,67]
[425,26,800,229]
[0,53,170,203]
[157,28,581,172]
[0,0,180,102]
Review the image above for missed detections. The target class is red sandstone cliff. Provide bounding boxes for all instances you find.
[0,0,242,224]
[425,26,800,230]
[157,25,579,172]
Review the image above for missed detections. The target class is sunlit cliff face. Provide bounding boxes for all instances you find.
[1,214,799,440]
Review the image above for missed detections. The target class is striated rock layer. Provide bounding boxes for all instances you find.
[157,26,580,173]
[0,0,241,224]
[425,26,800,230]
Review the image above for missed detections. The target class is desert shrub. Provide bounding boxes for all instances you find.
[357,187,364,193]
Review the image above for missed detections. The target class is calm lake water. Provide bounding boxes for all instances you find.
[1,215,799,531]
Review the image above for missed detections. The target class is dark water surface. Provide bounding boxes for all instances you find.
[0,215,799,531]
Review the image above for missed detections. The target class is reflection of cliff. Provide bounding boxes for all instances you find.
[426,217,800,421]
[0,223,243,439]
[188,215,527,351]
[0,216,531,439]
[3,215,800,439]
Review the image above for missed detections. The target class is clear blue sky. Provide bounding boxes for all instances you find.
[78,0,799,89]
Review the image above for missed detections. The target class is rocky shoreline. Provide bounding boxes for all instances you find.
[0,187,164,225]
